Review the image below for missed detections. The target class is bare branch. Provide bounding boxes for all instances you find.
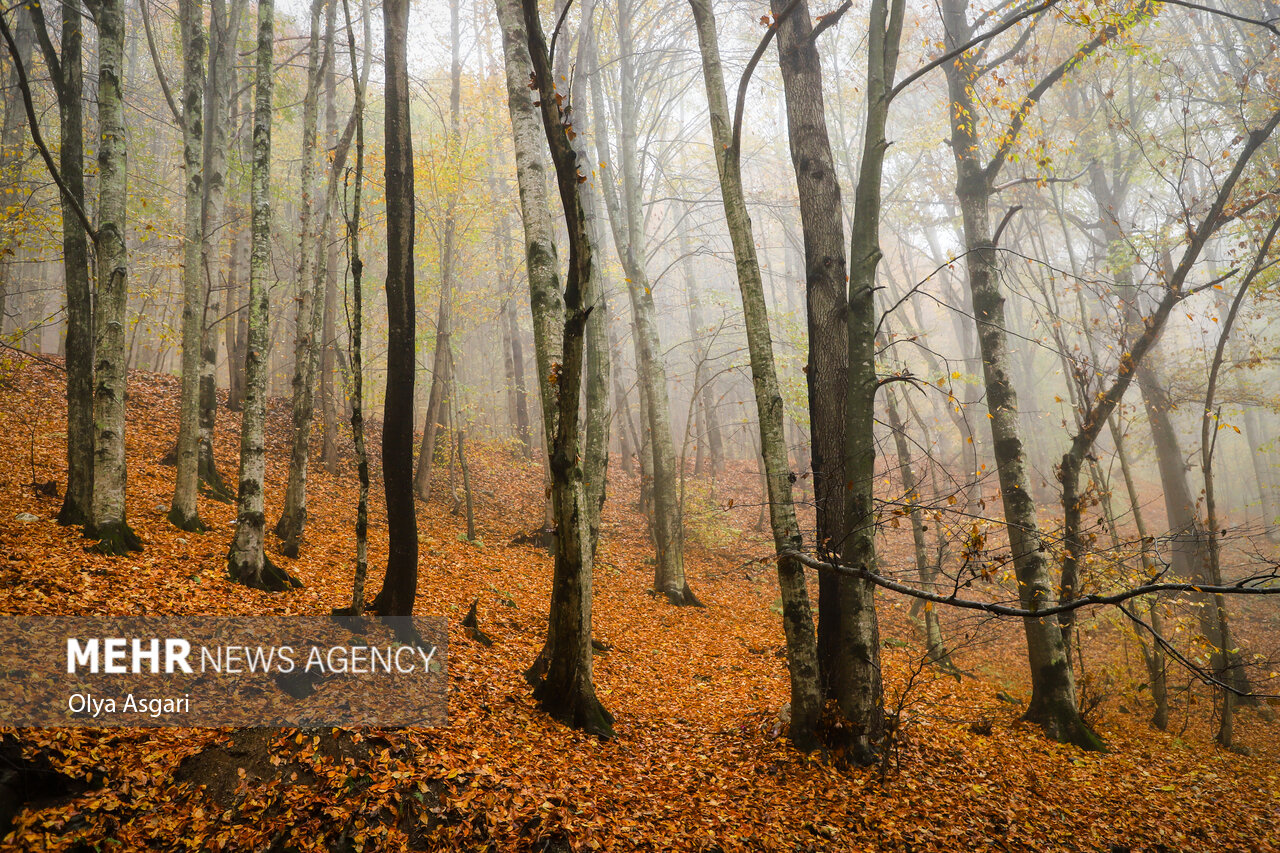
[0,5,97,243]
[785,550,1280,619]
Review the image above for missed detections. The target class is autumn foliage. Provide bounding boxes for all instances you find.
[1,356,1278,851]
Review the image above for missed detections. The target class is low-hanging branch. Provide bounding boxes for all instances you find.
[784,550,1280,620]
[0,7,97,243]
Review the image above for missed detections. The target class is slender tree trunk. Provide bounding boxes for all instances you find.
[885,386,952,670]
[689,0,821,750]
[587,11,693,604]
[939,0,1097,750]
[170,0,208,532]
[228,0,298,591]
[413,0,461,502]
[0,4,31,340]
[572,0,611,553]
[86,0,141,555]
[51,0,94,527]
[334,0,369,626]
[1113,412,1169,729]
[369,0,418,630]
[505,299,531,454]
[194,0,241,504]
[275,0,328,555]
[319,0,341,475]
[679,223,723,477]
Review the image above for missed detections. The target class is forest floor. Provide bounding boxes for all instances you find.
[1,355,1279,852]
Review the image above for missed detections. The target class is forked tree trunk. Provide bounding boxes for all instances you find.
[770,0,890,761]
[503,0,612,737]
[689,0,822,750]
[170,0,208,532]
[228,0,299,591]
[86,0,141,555]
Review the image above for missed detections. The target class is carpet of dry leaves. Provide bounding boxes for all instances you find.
[1,354,1278,852]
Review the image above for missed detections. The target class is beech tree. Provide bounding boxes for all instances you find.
[169,0,207,532]
[228,0,299,591]
[368,0,419,629]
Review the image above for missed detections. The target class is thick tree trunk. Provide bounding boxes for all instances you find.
[86,0,141,555]
[170,0,208,532]
[274,0,328,556]
[689,0,821,750]
[369,0,418,630]
[228,0,298,591]
[771,0,890,760]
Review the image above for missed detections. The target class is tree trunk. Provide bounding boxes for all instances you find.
[86,0,141,555]
[587,9,693,604]
[228,0,298,591]
[368,0,418,630]
[48,0,94,527]
[679,223,723,477]
[504,299,531,454]
[0,2,32,344]
[413,0,462,503]
[885,386,953,670]
[689,0,822,750]
[170,0,208,532]
[572,0,611,553]
[194,0,240,504]
[939,0,1097,750]
[275,0,328,556]
[319,0,341,475]
[771,0,892,760]
[504,0,612,737]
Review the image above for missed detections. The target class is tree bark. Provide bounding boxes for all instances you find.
[86,0,141,555]
[275,0,328,555]
[586,9,693,604]
[319,0,341,475]
[228,0,298,591]
[369,0,418,630]
[413,0,462,502]
[194,0,243,504]
[40,0,94,527]
[939,0,1098,749]
[689,0,821,750]
[496,0,612,736]
[170,0,208,532]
